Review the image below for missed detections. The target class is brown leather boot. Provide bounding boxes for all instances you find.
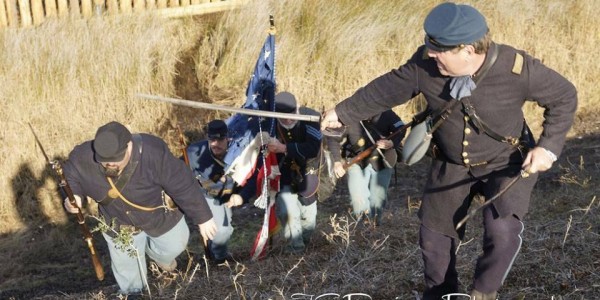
[470,290,498,300]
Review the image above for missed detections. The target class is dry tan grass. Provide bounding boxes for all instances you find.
[0,15,203,233]
[196,0,598,132]
[0,0,598,299]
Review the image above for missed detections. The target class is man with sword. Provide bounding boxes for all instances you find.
[320,2,577,299]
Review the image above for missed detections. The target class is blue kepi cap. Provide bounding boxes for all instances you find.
[424,2,488,51]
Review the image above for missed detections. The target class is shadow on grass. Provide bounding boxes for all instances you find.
[0,160,113,299]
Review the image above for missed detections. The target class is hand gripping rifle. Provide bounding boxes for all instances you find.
[342,110,430,170]
[28,124,105,281]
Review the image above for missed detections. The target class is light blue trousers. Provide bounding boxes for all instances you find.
[346,164,392,224]
[276,185,317,253]
[102,216,189,294]
[205,195,234,260]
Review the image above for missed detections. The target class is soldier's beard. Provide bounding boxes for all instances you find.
[103,167,120,177]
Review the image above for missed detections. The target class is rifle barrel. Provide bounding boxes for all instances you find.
[29,124,105,281]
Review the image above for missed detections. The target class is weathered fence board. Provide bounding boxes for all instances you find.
[0,0,246,28]
[32,0,45,25]
[45,0,58,18]
[0,0,8,27]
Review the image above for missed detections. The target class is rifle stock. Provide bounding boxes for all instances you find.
[28,124,104,281]
[342,119,415,169]
[341,109,432,169]
[343,146,375,170]
[177,125,190,166]
[54,162,105,281]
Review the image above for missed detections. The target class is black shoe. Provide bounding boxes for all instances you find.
[125,293,144,300]
[113,289,144,299]
[212,254,236,265]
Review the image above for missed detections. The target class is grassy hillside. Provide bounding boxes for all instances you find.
[0,0,598,298]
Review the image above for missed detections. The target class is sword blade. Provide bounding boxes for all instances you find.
[136,93,321,123]
[455,170,530,230]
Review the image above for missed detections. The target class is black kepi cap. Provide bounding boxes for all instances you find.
[207,120,228,139]
[274,92,297,113]
[93,121,132,163]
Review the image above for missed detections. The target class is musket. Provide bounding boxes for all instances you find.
[343,122,409,170]
[455,169,530,230]
[176,125,213,260]
[177,124,191,166]
[28,123,105,281]
[137,93,321,122]
[359,121,393,169]
[342,109,430,170]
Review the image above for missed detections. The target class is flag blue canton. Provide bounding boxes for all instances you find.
[224,33,276,168]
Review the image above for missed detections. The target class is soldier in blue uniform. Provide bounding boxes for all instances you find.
[326,110,405,226]
[267,92,322,254]
[321,2,577,299]
[63,121,217,296]
[186,120,257,264]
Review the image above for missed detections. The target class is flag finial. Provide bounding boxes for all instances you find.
[268,15,276,35]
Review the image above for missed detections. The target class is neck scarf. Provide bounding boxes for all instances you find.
[449,75,476,100]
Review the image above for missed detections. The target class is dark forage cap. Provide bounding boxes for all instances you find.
[274,92,297,113]
[424,2,488,51]
[206,119,228,139]
[93,121,132,163]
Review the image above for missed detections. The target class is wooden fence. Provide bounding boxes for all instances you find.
[0,0,246,28]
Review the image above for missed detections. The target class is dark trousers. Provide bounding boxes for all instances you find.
[420,206,524,299]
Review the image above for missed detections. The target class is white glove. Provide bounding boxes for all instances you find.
[333,161,347,179]
[63,195,82,214]
[376,139,393,150]
[321,108,343,131]
[198,218,217,241]
[522,146,556,174]
[257,131,271,146]
[226,194,244,208]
